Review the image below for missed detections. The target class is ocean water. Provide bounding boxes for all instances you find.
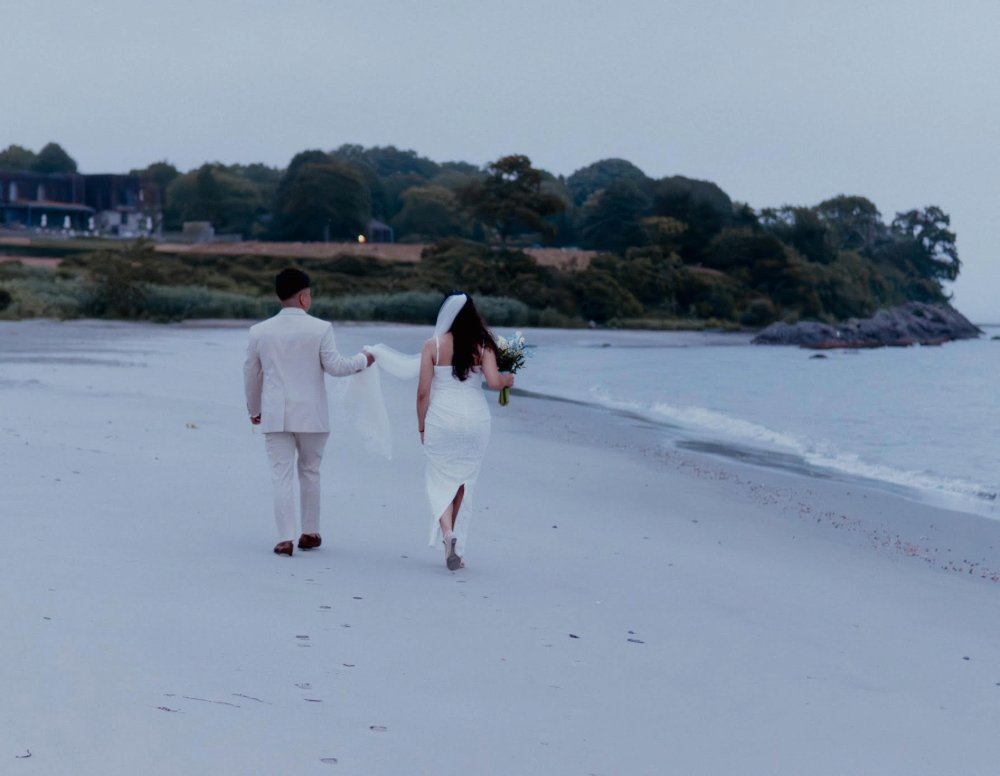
[520,325,1000,519]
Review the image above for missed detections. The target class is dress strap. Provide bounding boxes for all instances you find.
[434,336,440,364]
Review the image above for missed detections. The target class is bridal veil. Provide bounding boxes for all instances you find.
[340,294,468,458]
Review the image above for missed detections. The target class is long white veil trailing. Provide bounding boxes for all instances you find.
[430,292,468,339]
[341,294,468,459]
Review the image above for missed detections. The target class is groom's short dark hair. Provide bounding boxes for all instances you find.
[275,268,310,301]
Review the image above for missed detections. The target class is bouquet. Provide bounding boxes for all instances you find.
[495,330,528,406]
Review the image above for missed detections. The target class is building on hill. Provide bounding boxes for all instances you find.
[366,218,394,243]
[0,171,160,236]
[83,174,160,236]
[0,170,93,230]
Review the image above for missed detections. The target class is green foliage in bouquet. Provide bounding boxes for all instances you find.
[495,331,528,406]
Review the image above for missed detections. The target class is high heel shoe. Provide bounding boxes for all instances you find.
[443,531,462,571]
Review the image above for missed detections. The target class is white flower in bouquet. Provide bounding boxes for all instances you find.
[495,330,529,405]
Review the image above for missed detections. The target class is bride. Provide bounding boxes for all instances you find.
[416,293,514,570]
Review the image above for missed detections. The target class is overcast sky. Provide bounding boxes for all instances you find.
[6,0,998,321]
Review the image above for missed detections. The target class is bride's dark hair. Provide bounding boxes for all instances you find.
[449,293,498,381]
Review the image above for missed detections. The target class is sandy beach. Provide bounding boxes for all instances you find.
[2,320,1000,776]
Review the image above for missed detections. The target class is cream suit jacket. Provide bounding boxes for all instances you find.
[243,308,368,433]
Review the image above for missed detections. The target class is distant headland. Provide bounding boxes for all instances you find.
[0,142,969,330]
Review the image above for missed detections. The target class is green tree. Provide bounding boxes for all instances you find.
[706,228,788,278]
[272,161,371,241]
[590,248,679,308]
[641,216,687,252]
[225,163,281,230]
[131,161,180,220]
[890,206,960,280]
[812,251,883,319]
[578,180,652,251]
[392,185,471,240]
[227,162,282,187]
[573,267,644,323]
[870,240,947,302]
[674,268,742,320]
[330,145,441,219]
[702,227,819,316]
[814,195,884,253]
[377,172,427,221]
[731,202,761,231]
[0,144,38,171]
[164,164,263,236]
[285,149,331,180]
[437,161,480,178]
[457,155,565,244]
[760,206,835,264]
[652,176,733,261]
[431,167,481,192]
[332,144,439,179]
[417,239,574,313]
[131,160,179,190]
[31,142,78,174]
[538,173,576,247]
[566,158,651,206]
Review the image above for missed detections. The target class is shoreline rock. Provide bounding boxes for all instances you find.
[751,302,982,349]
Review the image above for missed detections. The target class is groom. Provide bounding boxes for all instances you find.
[243,268,375,556]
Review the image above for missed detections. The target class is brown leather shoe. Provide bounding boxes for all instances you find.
[297,533,322,550]
[273,540,294,556]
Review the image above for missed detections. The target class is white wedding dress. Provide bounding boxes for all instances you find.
[340,293,490,555]
[422,337,491,552]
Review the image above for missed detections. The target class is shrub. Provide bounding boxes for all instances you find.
[529,306,581,328]
[739,298,778,327]
[310,291,532,326]
[374,291,447,323]
[416,239,564,311]
[674,268,743,321]
[1,276,92,319]
[0,260,42,281]
[142,286,276,322]
[311,295,378,321]
[312,291,443,323]
[573,268,643,323]
[475,296,531,326]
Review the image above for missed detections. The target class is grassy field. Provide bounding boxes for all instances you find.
[0,235,592,327]
[0,235,595,269]
[0,255,60,267]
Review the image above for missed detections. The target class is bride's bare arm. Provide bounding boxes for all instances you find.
[416,339,435,441]
[479,347,514,391]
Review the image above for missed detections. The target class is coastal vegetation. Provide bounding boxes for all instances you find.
[0,142,962,327]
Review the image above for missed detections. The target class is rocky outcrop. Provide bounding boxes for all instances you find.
[751,302,982,349]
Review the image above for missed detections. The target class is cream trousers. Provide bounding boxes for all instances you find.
[263,431,330,541]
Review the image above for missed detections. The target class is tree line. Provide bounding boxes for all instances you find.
[0,142,960,326]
